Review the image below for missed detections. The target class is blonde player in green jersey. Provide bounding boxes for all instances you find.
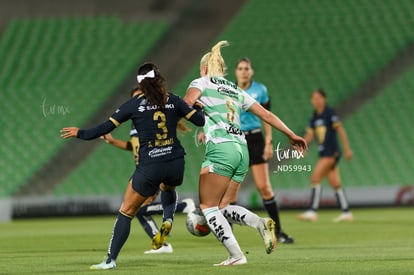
[184,41,307,266]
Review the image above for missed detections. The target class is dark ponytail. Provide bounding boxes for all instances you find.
[137,62,168,111]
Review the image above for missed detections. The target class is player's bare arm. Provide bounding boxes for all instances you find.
[262,120,273,160]
[335,124,353,160]
[248,102,307,152]
[102,133,132,151]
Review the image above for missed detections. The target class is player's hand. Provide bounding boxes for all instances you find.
[194,101,204,109]
[345,148,353,160]
[60,127,79,139]
[288,134,308,152]
[263,143,273,161]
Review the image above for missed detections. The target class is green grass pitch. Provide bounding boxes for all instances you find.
[1,208,413,274]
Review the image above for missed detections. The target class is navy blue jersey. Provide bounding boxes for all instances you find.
[77,93,204,164]
[307,107,341,157]
[110,93,203,164]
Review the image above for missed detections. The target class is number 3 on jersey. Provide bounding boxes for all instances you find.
[226,100,235,123]
[153,111,168,139]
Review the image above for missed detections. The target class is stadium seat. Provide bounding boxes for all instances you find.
[1,16,168,196]
[171,0,414,190]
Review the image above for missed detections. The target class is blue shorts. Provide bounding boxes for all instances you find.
[131,157,185,197]
[319,151,341,167]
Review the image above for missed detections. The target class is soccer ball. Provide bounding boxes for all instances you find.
[186,208,211,237]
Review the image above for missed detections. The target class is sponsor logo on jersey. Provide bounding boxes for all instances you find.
[226,125,243,136]
[315,119,324,126]
[148,146,173,158]
[217,86,238,99]
[138,106,146,112]
[210,77,238,89]
[138,104,176,112]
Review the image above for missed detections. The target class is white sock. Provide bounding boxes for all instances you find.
[310,184,322,211]
[202,206,243,258]
[335,188,350,212]
[221,205,261,228]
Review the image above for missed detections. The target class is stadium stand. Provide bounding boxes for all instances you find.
[4,0,414,199]
[0,17,168,196]
[340,63,414,187]
[171,0,414,191]
[273,63,414,190]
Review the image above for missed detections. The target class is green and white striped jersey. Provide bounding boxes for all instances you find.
[188,76,256,144]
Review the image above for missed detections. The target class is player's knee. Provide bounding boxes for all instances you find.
[119,205,138,217]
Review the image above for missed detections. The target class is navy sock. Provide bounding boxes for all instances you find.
[136,211,158,239]
[161,190,177,222]
[136,203,163,238]
[175,201,187,213]
[263,197,282,234]
[107,212,132,262]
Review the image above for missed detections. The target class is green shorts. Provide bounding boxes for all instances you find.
[202,141,249,183]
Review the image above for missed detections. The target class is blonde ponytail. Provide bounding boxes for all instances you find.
[200,40,229,77]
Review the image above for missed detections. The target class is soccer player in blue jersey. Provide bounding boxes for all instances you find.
[184,41,307,266]
[297,89,353,222]
[61,62,204,270]
[102,88,195,254]
[235,57,294,243]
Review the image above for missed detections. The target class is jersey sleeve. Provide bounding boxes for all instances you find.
[187,77,205,93]
[77,99,134,140]
[77,120,117,140]
[174,95,205,126]
[330,109,341,128]
[259,83,270,105]
[241,89,257,111]
[109,99,134,127]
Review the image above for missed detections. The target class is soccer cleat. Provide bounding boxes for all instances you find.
[297,210,318,222]
[182,198,196,214]
[89,259,116,270]
[213,255,247,266]
[151,220,172,250]
[333,212,353,222]
[257,218,277,254]
[144,242,173,254]
[277,231,294,244]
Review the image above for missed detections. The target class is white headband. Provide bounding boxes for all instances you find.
[137,70,155,83]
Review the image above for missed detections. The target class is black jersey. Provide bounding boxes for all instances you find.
[77,93,204,164]
[110,93,203,164]
[307,107,341,157]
